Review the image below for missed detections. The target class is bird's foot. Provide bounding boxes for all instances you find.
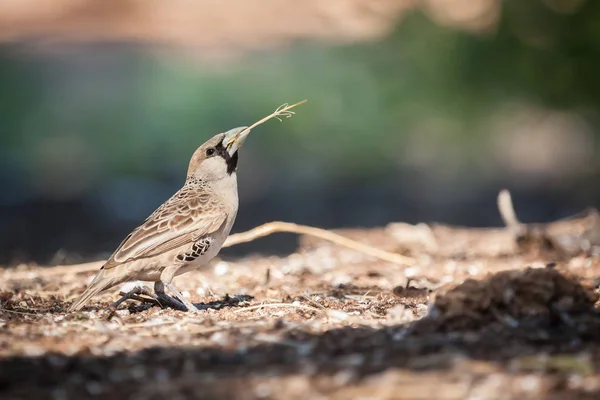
[103,286,158,319]
[109,285,157,311]
[155,292,188,312]
[165,283,202,313]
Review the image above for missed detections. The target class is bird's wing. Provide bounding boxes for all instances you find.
[103,187,227,269]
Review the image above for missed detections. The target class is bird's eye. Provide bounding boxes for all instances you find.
[206,148,216,156]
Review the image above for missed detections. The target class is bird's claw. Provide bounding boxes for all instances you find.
[156,293,188,312]
[164,283,202,313]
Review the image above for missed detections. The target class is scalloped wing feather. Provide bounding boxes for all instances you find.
[103,187,227,269]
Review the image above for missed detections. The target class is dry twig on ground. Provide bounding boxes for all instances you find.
[224,221,414,265]
[497,189,600,257]
[4,220,414,280]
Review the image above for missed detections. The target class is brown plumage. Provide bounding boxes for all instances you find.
[68,127,249,312]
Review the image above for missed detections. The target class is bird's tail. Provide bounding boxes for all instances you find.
[68,268,119,312]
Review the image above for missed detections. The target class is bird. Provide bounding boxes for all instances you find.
[68,126,251,312]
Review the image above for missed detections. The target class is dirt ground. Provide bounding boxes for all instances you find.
[2,218,600,400]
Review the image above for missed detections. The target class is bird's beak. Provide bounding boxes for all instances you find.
[223,126,250,156]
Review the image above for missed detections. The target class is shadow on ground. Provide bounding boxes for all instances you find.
[2,268,600,399]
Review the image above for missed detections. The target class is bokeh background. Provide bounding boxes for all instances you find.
[1,0,599,266]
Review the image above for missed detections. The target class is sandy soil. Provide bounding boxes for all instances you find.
[2,220,600,399]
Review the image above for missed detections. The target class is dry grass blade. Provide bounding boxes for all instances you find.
[498,189,521,229]
[4,220,413,280]
[237,99,307,137]
[0,308,39,316]
[224,221,415,265]
[234,303,322,313]
[3,261,105,280]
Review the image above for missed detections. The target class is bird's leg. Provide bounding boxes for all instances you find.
[166,282,201,313]
[153,281,188,311]
[156,266,201,313]
[108,285,157,310]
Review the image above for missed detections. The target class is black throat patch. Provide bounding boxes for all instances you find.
[215,141,239,175]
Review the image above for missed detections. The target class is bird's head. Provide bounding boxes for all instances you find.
[187,126,250,181]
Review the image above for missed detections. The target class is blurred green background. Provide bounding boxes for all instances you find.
[1,0,599,265]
